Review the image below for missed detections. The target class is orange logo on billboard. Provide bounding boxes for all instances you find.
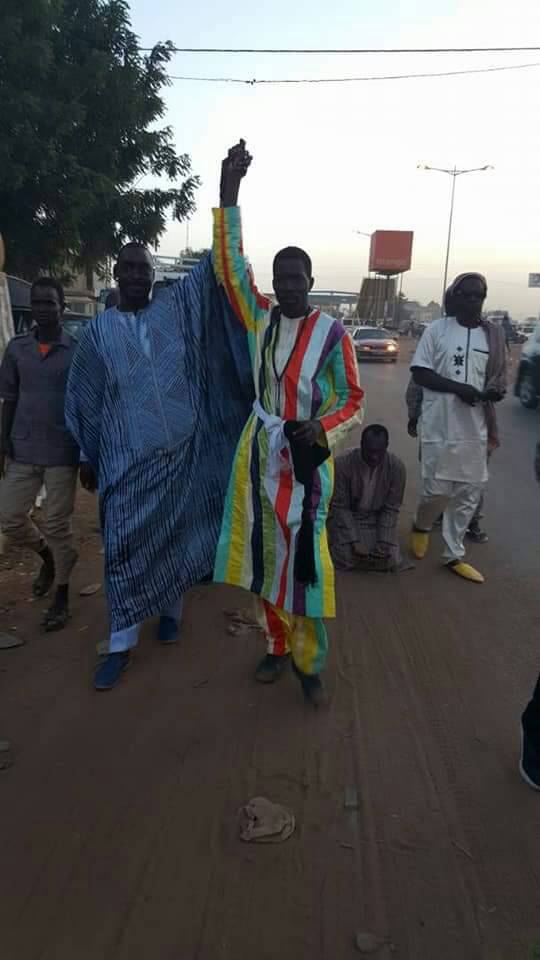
[369,231,414,275]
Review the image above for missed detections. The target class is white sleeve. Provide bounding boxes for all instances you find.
[411,323,437,371]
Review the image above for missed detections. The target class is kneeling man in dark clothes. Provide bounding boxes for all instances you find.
[328,424,406,572]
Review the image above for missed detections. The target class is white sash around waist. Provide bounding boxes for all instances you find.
[252,398,292,480]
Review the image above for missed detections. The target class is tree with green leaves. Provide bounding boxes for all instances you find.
[0,0,199,284]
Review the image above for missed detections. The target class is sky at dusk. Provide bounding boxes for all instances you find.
[129,0,540,318]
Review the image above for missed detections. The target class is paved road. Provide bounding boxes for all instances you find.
[1,349,539,960]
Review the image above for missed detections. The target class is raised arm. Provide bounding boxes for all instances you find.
[212,140,270,335]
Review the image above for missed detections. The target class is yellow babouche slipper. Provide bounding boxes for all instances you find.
[410,529,429,559]
[447,561,484,584]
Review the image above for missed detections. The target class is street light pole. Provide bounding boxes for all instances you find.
[442,167,457,305]
[418,164,493,311]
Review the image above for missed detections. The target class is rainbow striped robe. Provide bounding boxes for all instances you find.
[212,207,364,618]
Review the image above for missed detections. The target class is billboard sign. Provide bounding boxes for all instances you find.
[369,230,414,275]
[528,273,540,288]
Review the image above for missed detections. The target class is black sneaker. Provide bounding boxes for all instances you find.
[466,521,489,544]
[254,653,290,684]
[519,726,540,791]
[42,603,71,632]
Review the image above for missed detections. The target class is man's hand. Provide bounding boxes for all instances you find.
[481,387,505,403]
[80,462,97,493]
[220,139,252,207]
[407,418,418,438]
[292,420,325,446]
[454,383,481,406]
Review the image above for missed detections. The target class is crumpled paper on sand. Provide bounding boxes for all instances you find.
[238,796,295,843]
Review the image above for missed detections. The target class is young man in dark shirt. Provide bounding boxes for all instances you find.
[0,278,80,630]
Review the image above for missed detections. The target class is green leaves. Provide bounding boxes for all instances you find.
[0,0,199,280]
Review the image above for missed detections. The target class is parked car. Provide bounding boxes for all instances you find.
[352,326,400,362]
[514,322,540,408]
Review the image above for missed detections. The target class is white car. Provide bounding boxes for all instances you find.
[351,326,400,363]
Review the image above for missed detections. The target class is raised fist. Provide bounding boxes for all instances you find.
[220,139,252,206]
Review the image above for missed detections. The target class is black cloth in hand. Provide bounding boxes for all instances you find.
[283,421,330,586]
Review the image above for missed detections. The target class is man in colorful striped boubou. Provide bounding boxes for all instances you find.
[212,141,364,706]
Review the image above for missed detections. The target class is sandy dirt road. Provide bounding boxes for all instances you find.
[1,348,539,959]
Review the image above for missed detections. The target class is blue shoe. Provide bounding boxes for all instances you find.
[94,652,130,691]
[158,616,179,645]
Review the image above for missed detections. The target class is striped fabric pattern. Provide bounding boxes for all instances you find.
[256,598,328,676]
[65,257,254,632]
[212,207,364,619]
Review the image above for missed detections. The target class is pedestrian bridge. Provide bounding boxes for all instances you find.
[308,290,358,308]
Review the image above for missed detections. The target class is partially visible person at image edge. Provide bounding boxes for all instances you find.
[519,440,540,790]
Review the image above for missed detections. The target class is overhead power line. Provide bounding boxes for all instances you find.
[142,45,540,54]
[169,60,540,85]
